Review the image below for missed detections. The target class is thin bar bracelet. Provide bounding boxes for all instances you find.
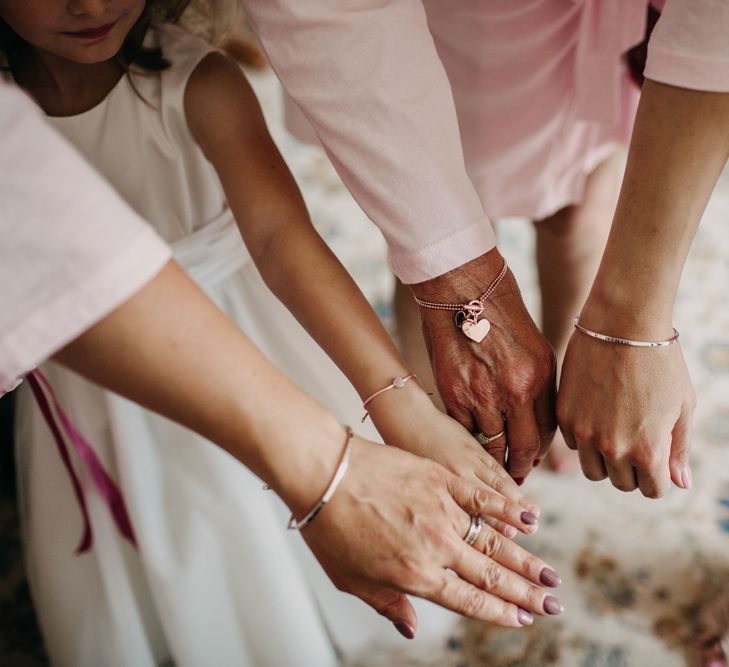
[361,373,417,423]
[288,426,354,531]
[413,260,508,343]
[573,317,679,348]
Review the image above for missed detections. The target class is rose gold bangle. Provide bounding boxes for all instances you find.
[361,373,417,423]
[573,317,679,348]
[287,426,354,531]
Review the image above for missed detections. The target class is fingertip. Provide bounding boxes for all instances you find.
[393,621,416,639]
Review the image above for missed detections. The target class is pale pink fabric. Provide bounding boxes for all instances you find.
[0,82,171,394]
[645,0,729,92]
[243,0,729,282]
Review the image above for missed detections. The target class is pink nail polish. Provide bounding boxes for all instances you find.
[520,511,538,526]
[681,466,693,490]
[517,608,533,626]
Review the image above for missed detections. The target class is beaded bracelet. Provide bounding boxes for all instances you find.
[287,426,354,531]
[361,373,417,422]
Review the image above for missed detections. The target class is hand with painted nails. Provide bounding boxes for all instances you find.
[365,384,541,538]
[301,437,563,639]
[410,248,557,483]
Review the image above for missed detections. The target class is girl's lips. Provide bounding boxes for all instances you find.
[64,22,116,40]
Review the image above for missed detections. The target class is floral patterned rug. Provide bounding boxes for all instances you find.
[1,65,728,667]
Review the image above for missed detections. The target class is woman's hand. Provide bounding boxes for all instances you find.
[557,329,695,498]
[301,437,563,638]
[368,388,541,537]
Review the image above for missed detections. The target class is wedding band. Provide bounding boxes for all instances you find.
[474,430,505,446]
[463,515,484,547]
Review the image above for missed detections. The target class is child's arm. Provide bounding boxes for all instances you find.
[183,53,531,506]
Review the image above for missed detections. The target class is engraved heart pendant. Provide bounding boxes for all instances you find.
[462,318,490,343]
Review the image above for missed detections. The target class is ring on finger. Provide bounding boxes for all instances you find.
[463,515,484,547]
[473,430,505,446]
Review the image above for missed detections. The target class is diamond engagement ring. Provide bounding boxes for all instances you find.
[463,515,484,547]
[474,430,505,446]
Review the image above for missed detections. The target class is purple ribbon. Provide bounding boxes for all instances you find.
[26,370,137,554]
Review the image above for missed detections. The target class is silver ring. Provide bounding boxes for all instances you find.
[473,429,505,446]
[463,515,484,547]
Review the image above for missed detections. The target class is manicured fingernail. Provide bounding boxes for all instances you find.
[539,567,562,588]
[533,458,541,467]
[504,525,518,538]
[514,477,525,486]
[681,466,693,490]
[517,608,534,626]
[394,621,415,639]
[520,511,538,526]
[543,595,564,615]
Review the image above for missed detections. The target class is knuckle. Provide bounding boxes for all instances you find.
[629,445,658,471]
[597,439,619,462]
[471,486,492,513]
[570,422,593,445]
[488,475,505,495]
[461,586,487,618]
[482,530,503,559]
[478,562,503,591]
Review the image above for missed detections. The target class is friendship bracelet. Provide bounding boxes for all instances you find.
[288,426,354,531]
[573,317,679,348]
[413,260,508,343]
[361,373,417,423]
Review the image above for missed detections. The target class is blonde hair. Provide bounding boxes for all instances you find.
[177,0,242,45]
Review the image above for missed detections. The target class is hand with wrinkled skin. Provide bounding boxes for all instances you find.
[558,329,695,498]
[410,248,557,482]
[302,437,563,637]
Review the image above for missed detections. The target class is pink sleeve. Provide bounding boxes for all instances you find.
[241,0,496,283]
[0,83,172,394]
[645,0,729,92]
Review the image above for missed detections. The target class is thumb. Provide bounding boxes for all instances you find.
[669,402,694,490]
[352,583,418,640]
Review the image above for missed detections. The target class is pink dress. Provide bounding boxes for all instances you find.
[244,0,729,282]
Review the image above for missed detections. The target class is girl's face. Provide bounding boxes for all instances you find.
[0,0,146,64]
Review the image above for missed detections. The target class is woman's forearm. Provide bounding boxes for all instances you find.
[582,80,729,336]
[53,260,344,517]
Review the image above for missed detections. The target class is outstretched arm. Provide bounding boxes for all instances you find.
[55,260,563,634]
[558,79,729,498]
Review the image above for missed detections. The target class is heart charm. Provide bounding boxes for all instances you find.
[462,318,491,343]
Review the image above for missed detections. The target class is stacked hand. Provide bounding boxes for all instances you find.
[302,435,564,638]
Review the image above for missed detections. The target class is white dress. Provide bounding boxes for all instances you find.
[14,24,451,667]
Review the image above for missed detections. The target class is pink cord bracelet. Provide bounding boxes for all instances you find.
[361,373,417,422]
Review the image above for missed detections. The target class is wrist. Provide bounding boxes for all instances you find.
[410,247,506,302]
[581,277,676,341]
[259,412,348,518]
[366,380,438,444]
